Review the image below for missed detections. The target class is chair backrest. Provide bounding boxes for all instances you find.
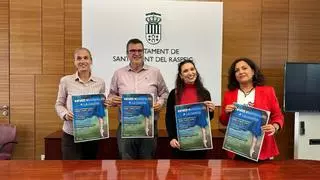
[0,124,17,159]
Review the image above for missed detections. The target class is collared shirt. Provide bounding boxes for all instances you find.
[108,64,169,121]
[55,72,106,135]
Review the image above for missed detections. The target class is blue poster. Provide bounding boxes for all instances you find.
[72,94,109,142]
[175,102,213,151]
[121,94,154,138]
[223,103,270,161]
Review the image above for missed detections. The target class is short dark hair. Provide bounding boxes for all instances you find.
[175,60,207,103]
[126,38,144,54]
[227,57,265,90]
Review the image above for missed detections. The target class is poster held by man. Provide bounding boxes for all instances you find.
[121,93,154,138]
[72,94,109,143]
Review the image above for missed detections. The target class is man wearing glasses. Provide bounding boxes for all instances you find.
[107,38,169,159]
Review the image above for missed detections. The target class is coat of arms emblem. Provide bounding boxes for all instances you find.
[145,12,161,45]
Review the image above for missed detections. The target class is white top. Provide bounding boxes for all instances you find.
[237,89,255,106]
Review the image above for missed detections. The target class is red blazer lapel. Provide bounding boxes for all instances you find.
[253,86,269,111]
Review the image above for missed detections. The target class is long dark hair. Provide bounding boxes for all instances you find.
[227,57,265,90]
[175,60,207,103]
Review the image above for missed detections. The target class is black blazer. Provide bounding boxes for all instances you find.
[165,88,214,140]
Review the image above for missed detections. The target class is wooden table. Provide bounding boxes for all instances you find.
[1,159,320,179]
[44,129,227,160]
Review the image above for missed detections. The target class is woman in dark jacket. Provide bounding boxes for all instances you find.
[165,60,215,159]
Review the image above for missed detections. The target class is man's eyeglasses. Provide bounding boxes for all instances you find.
[128,49,144,54]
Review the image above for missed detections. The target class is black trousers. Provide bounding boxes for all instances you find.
[171,148,208,159]
[61,132,98,160]
[117,123,158,160]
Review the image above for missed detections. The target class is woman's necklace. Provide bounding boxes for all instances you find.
[240,87,255,97]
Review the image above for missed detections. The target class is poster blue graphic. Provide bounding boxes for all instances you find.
[121,94,154,138]
[223,103,270,161]
[72,94,109,142]
[175,102,213,151]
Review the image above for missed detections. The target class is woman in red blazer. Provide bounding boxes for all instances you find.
[220,57,284,160]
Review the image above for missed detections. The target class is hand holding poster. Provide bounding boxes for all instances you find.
[121,94,154,138]
[72,94,109,143]
[175,102,213,151]
[222,103,270,161]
